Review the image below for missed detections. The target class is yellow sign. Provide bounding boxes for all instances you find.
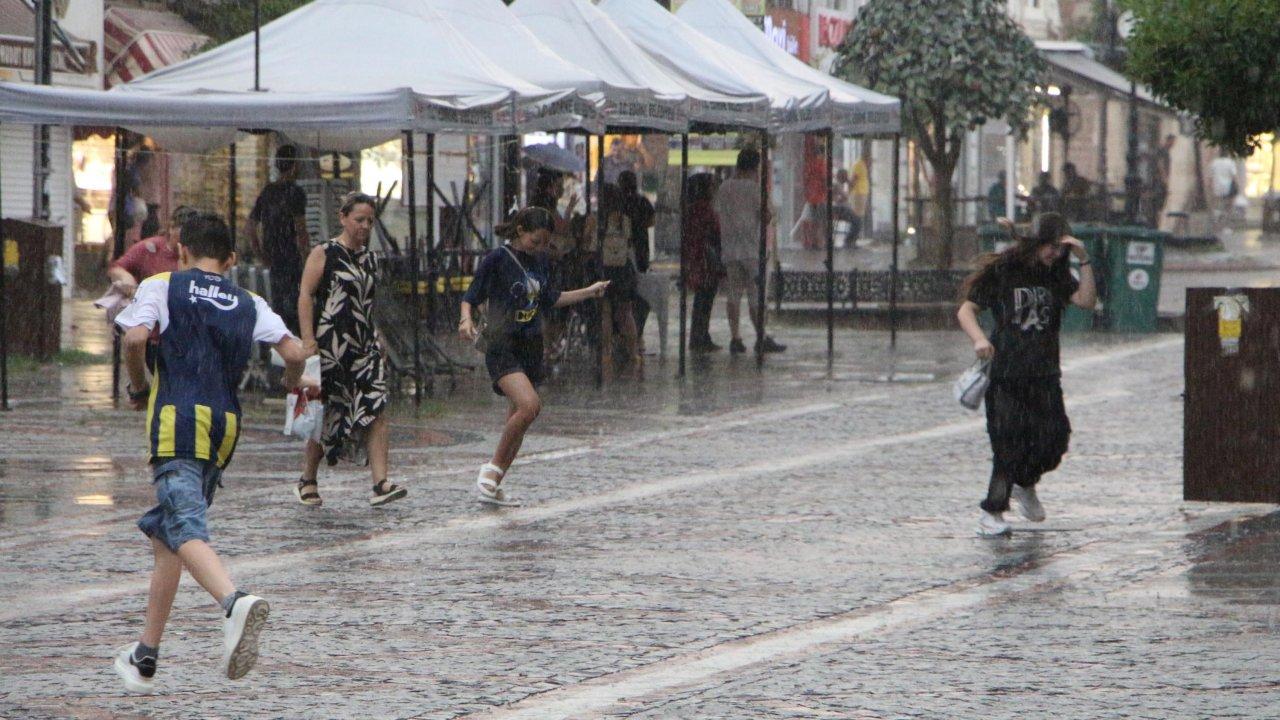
[3,239,17,270]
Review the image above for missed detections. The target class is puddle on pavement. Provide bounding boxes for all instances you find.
[1185,510,1280,605]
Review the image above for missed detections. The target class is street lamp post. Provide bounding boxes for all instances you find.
[1124,80,1141,224]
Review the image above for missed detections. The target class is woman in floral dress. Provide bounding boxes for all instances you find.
[295,192,407,507]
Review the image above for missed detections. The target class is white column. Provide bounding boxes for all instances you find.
[1005,132,1017,220]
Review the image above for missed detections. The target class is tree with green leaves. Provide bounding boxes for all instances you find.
[170,0,312,47]
[1123,0,1280,157]
[836,0,1044,268]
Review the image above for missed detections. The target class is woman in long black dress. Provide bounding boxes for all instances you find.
[459,207,609,507]
[295,192,407,507]
[957,213,1097,536]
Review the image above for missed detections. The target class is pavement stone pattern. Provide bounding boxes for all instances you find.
[2,308,1277,718]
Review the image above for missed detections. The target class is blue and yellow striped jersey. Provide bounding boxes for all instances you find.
[142,269,257,468]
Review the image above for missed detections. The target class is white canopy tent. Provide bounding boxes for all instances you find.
[112,0,582,145]
[424,0,688,134]
[511,0,768,131]
[675,0,900,136]
[598,0,832,133]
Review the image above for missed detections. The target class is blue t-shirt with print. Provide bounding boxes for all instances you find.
[464,245,561,340]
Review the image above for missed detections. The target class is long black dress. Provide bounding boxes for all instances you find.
[314,239,387,466]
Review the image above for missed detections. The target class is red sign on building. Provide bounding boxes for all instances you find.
[817,10,853,50]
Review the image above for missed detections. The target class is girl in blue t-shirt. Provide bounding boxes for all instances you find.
[459,207,609,506]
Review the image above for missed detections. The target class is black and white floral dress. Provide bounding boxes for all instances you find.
[314,239,387,465]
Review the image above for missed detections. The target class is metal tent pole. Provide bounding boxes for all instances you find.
[825,130,835,368]
[595,134,605,388]
[253,0,262,91]
[890,134,901,349]
[0,120,7,410]
[678,133,688,378]
[425,133,436,335]
[756,135,769,368]
[110,129,130,404]
[405,131,421,410]
[228,140,238,249]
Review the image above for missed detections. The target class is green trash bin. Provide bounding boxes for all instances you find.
[1103,227,1165,332]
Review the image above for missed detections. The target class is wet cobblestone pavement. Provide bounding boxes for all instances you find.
[1,306,1277,718]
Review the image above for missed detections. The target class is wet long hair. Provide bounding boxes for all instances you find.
[960,212,1072,301]
[496,206,556,242]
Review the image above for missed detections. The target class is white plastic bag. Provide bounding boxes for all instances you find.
[953,359,991,411]
[277,353,322,441]
[284,391,323,441]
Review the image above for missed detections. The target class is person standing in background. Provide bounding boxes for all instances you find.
[848,156,870,241]
[713,146,786,355]
[618,171,655,346]
[684,173,723,352]
[246,145,310,334]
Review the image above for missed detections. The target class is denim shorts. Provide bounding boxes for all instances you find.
[137,458,222,553]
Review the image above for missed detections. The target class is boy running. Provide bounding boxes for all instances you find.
[112,212,314,692]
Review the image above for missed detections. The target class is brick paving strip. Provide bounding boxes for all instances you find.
[458,505,1265,720]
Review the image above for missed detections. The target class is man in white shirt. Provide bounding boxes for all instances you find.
[712,146,786,355]
[1209,155,1239,222]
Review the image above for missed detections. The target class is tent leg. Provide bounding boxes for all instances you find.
[595,134,605,389]
[109,129,130,405]
[826,130,835,370]
[678,133,688,379]
[405,131,421,410]
[756,135,769,369]
[890,134,901,350]
[426,133,436,336]
[0,120,7,411]
[228,140,237,250]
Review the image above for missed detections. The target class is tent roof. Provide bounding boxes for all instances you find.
[512,0,766,131]
[420,0,624,133]
[675,0,899,135]
[599,0,831,132]
[116,0,583,134]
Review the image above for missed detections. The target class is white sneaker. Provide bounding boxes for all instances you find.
[113,642,156,693]
[977,510,1012,537]
[1011,485,1046,522]
[222,594,270,680]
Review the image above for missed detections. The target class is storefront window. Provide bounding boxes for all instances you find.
[72,134,115,245]
[1243,133,1278,198]
[361,139,403,201]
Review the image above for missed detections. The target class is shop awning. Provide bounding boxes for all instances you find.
[104,5,208,87]
[1037,41,1163,109]
[0,0,95,76]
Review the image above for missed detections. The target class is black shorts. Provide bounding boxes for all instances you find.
[485,336,545,396]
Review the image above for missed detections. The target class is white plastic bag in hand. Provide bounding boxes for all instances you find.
[953,360,991,411]
[284,390,323,441]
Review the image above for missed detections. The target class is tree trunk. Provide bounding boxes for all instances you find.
[933,164,957,269]
[1191,139,1208,211]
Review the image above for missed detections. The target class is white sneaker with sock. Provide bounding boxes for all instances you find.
[1011,485,1046,522]
[222,594,270,680]
[977,510,1012,537]
[113,642,156,693]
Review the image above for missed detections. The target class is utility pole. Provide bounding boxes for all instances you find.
[32,0,53,220]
